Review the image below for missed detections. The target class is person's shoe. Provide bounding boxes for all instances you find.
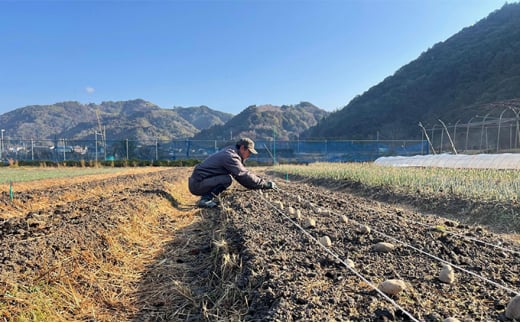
[197,197,218,208]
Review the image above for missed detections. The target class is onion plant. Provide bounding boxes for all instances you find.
[273,162,520,203]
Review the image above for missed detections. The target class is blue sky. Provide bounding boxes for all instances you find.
[0,0,510,115]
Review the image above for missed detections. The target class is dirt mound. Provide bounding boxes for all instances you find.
[215,175,520,321]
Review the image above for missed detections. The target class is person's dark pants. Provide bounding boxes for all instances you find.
[189,175,232,199]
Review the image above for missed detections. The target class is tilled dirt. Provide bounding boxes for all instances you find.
[215,171,520,322]
[0,168,191,321]
[0,169,172,281]
[1,167,519,321]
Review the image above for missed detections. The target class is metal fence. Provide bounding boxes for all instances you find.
[0,138,428,164]
[424,107,520,154]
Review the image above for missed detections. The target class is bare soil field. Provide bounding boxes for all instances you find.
[1,167,519,321]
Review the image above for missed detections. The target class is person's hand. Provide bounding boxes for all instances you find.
[266,181,277,190]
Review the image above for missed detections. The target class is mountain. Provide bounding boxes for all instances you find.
[173,106,233,130]
[0,99,326,143]
[7,3,518,143]
[305,2,520,140]
[192,102,329,141]
[0,99,229,141]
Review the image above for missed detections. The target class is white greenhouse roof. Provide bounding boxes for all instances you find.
[374,153,520,169]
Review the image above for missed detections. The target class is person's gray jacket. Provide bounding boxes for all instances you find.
[190,145,268,189]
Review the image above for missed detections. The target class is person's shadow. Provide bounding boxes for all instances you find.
[130,204,270,321]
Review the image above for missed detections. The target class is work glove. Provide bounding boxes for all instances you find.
[266,181,277,190]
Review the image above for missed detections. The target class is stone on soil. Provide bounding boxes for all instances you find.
[305,218,316,228]
[378,279,406,295]
[439,264,455,284]
[505,294,520,320]
[320,208,330,215]
[319,236,332,247]
[373,242,395,252]
[359,225,371,234]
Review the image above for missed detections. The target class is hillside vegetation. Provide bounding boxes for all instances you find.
[305,3,520,140]
[193,102,329,141]
[0,100,231,141]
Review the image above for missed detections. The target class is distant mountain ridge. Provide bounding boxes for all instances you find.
[0,99,232,142]
[173,106,233,130]
[0,99,328,142]
[192,102,329,141]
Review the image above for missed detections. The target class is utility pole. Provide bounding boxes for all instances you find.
[273,127,276,165]
[95,131,98,162]
[0,129,4,160]
[155,138,158,161]
[62,139,66,161]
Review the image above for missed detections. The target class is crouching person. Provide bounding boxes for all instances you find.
[188,137,277,208]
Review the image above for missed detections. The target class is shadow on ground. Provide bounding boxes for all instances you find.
[131,204,263,321]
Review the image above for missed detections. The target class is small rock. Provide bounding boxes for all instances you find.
[444,317,460,322]
[378,279,406,295]
[305,217,316,228]
[319,236,332,247]
[275,201,284,209]
[320,208,330,215]
[287,206,295,216]
[345,258,355,268]
[439,264,455,284]
[340,215,349,223]
[505,294,520,320]
[373,242,395,252]
[358,225,371,234]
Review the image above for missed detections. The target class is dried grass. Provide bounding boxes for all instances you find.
[132,194,254,321]
[0,169,202,321]
[1,169,256,321]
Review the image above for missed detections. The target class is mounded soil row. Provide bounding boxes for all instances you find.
[219,173,520,321]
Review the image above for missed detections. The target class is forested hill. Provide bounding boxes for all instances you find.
[192,102,329,141]
[173,106,233,130]
[305,2,520,140]
[0,99,325,142]
[0,99,232,141]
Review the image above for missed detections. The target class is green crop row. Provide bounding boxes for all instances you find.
[0,167,131,184]
[273,162,520,203]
